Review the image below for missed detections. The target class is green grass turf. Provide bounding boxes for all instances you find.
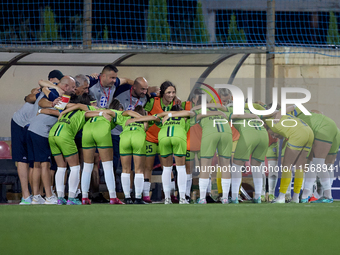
[0,202,339,255]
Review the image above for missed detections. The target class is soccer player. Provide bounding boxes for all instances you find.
[262,109,314,204]
[228,104,269,204]
[266,133,279,202]
[191,101,233,204]
[119,106,159,204]
[143,81,181,203]
[47,94,97,205]
[156,105,191,204]
[181,95,202,203]
[80,99,132,205]
[289,109,339,203]
[112,77,158,201]
[325,128,340,190]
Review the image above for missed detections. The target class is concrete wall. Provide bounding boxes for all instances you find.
[1,51,340,137]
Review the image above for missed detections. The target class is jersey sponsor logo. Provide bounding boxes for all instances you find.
[100,96,108,107]
[126,104,134,110]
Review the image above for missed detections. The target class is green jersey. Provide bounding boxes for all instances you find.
[49,105,97,138]
[87,109,123,130]
[288,108,324,131]
[158,116,189,141]
[120,116,146,135]
[229,107,264,133]
[195,107,232,137]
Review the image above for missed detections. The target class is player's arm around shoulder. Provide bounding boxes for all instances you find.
[38,108,60,117]
[125,115,159,126]
[119,78,134,86]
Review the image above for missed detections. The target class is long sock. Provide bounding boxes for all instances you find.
[280,169,292,195]
[81,163,93,199]
[186,174,192,197]
[162,166,172,199]
[199,178,209,199]
[327,163,334,187]
[102,161,116,199]
[221,178,231,199]
[314,158,332,199]
[262,173,266,196]
[207,178,212,194]
[176,165,186,199]
[143,179,151,197]
[134,173,144,199]
[217,167,222,194]
[170,178,175,195]
[55,167,67,198]
[301,169,316,199]
[121,173,131,198]
[231,163,242,200]
[268,161,278,195]
[252,165,263,200]
[293,168,304,195]
[68,165,80,198]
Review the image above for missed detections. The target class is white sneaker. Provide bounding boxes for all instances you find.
[271,197,285,204]
[164,198,172,204]
[32,195,46,204]
[45,195,58,205]
[291,195,300,203]
[179,198,189,204]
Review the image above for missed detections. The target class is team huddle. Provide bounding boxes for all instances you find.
[11,64,338,205]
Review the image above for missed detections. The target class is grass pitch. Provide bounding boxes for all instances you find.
[0,202,339,255]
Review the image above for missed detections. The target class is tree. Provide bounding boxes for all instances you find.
[40,6,59,41]
[69,14,82,40]
[327,12,340,46]
[103,25,109,40]
[227,13,246,43]
[146,0,170,42]
[193,1,210,43]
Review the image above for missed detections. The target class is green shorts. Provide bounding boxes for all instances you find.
[49,136,78,157]
[145,141,159,157]
[82,120,112,149]
[298,114,337,144]
[329,129,340,155]
[313,115,338,144]
[201,132,232,159]
[234,129,268,162]
[266,142,279,160]
[186,150,201,161]
[159,136,186,158]
[120,131,146,156]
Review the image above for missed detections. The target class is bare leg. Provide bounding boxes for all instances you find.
[32,162,42,196]
[17,162,30,199]
[41,161,52,198]
[90,152,100,196]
